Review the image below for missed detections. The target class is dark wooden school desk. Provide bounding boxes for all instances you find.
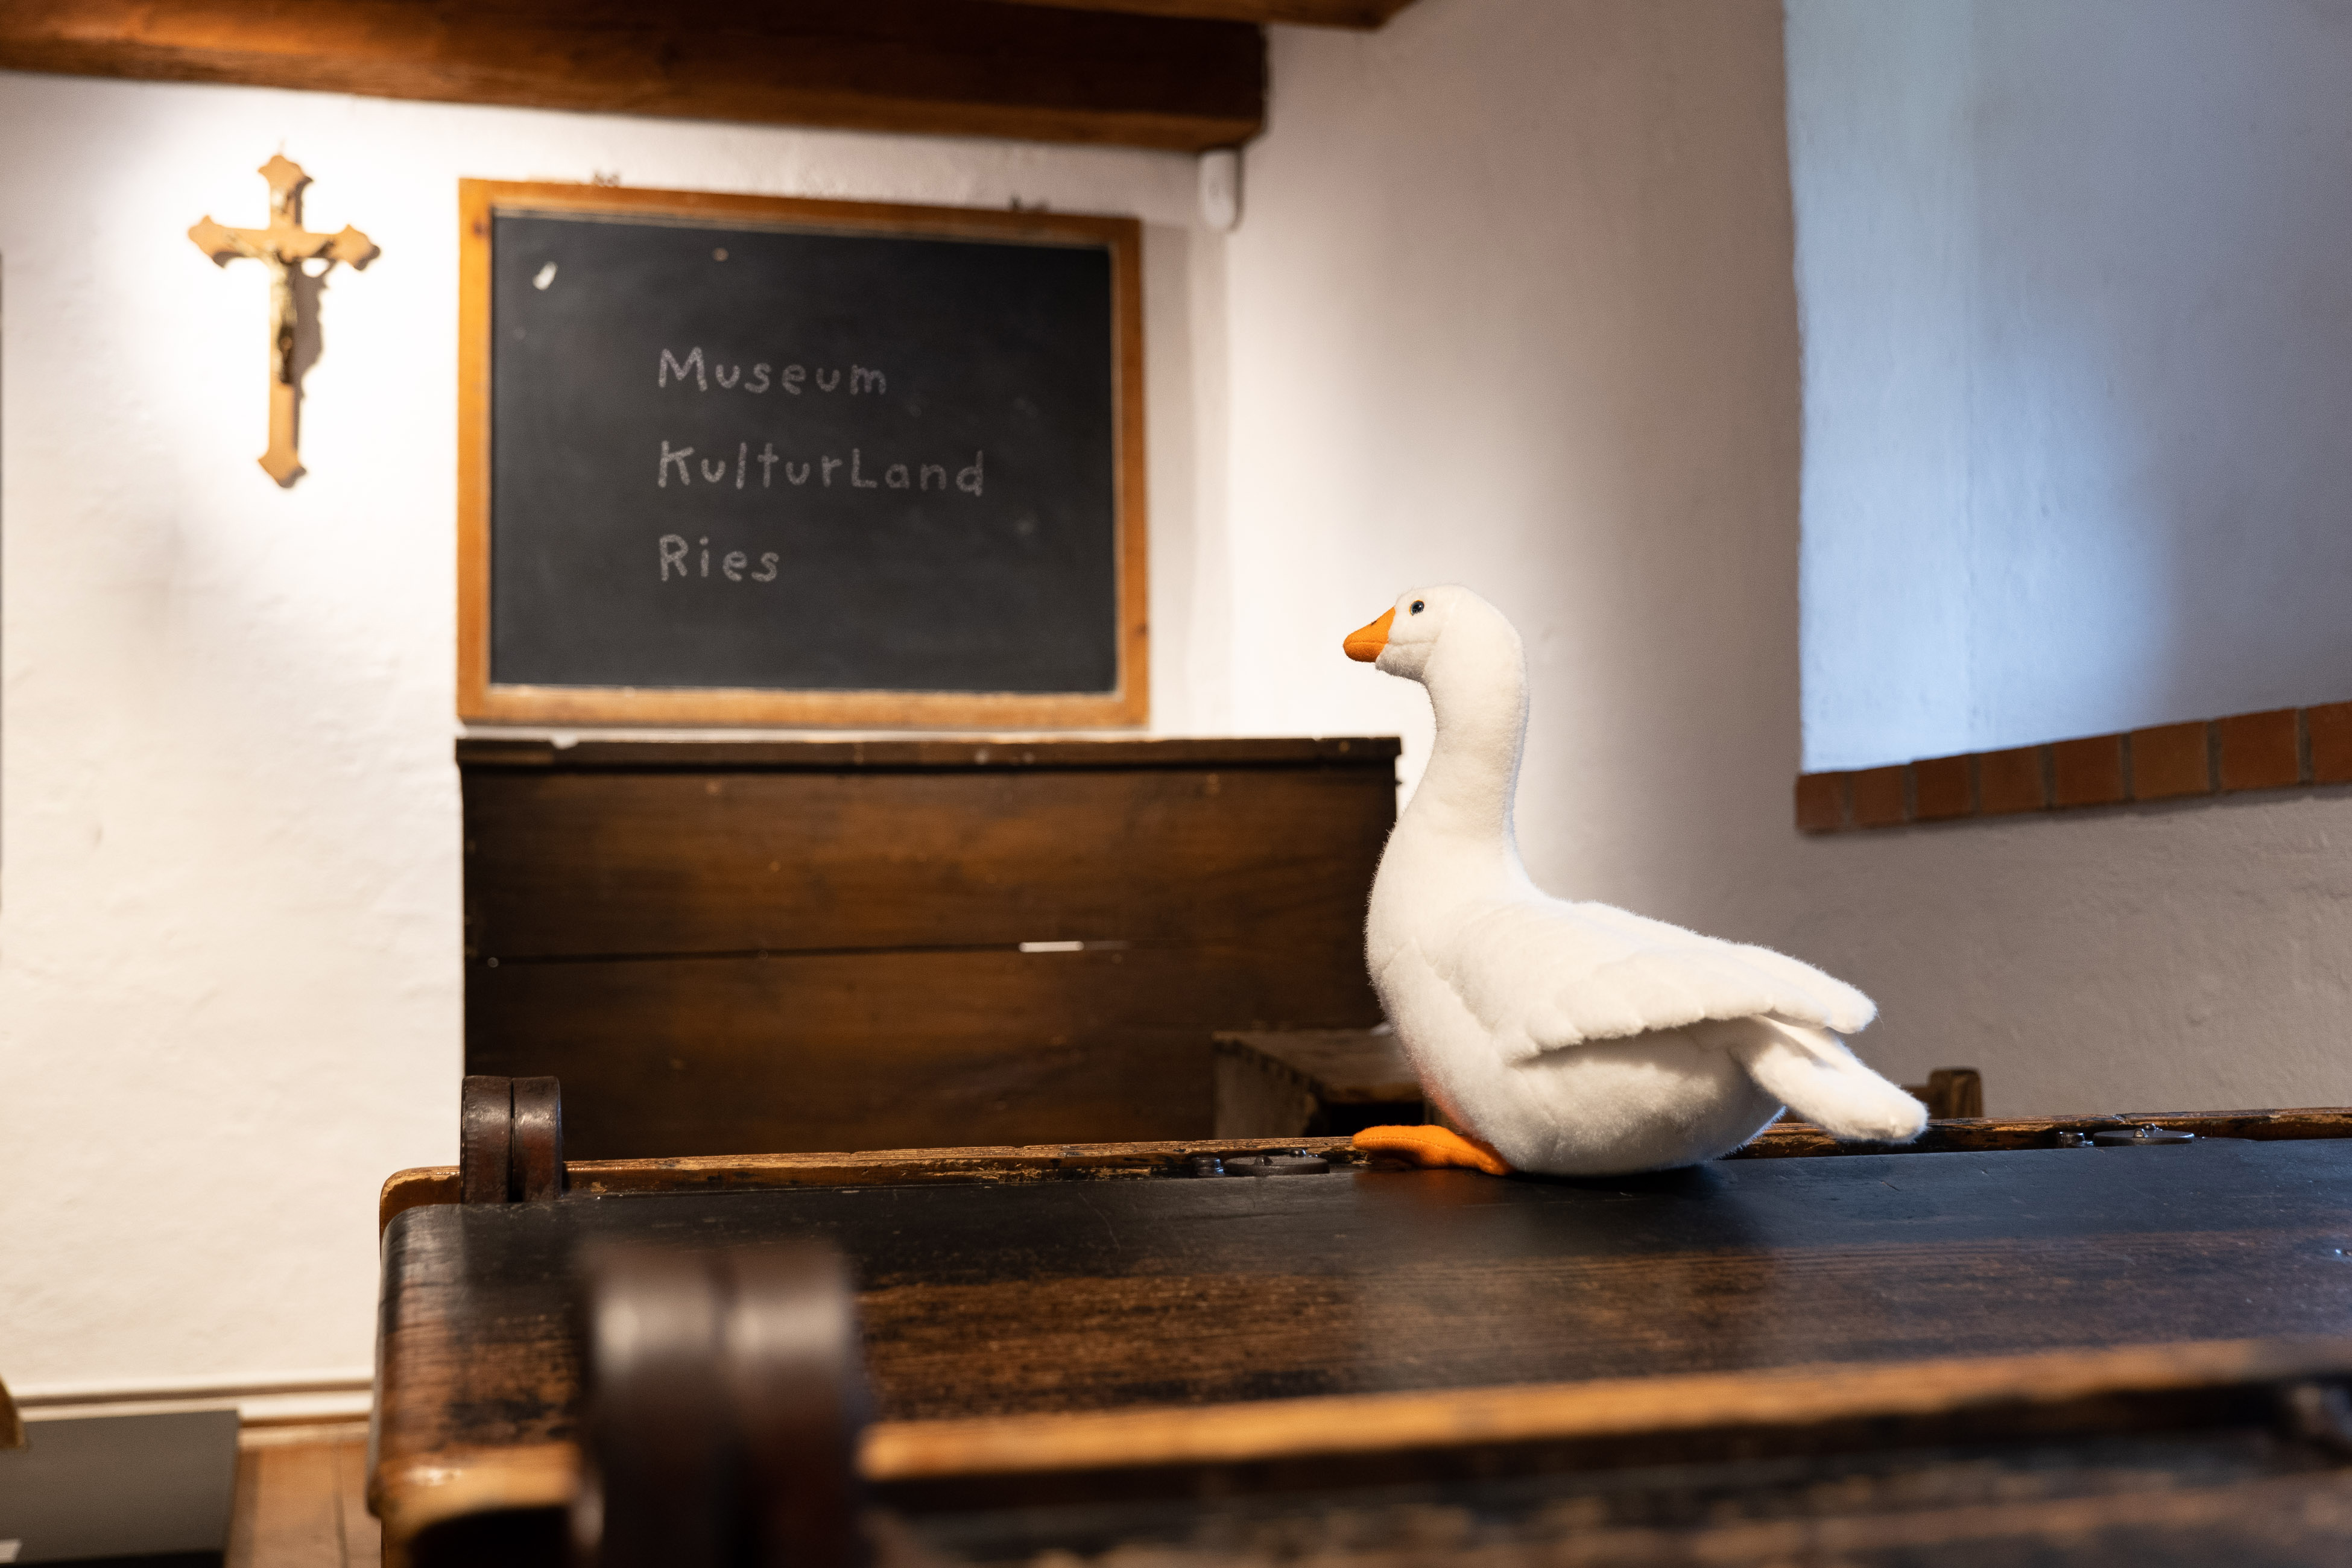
[373,1106,2352,1566]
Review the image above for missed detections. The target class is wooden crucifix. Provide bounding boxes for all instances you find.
[190,154,378,486]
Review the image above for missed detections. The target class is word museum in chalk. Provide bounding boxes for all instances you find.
[656,346,893,397]
[9,3,2352,1568]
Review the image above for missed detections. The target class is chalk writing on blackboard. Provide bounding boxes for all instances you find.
[658,536,779,583]
[654,438,981,493]
[648,351,981,494]
[656,347,894,397]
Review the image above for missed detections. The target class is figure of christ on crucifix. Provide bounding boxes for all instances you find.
[189,154,378,486]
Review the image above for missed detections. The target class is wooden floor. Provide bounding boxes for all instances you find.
[227,1423,379,1568]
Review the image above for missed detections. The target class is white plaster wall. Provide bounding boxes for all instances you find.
[1777,797,2352,1119]
[1791,0,2352,771]
[1223,0,1812,940]
[0,72,1211,1394]
[1773,1,2352,1116]
[1221,0,2352,1133]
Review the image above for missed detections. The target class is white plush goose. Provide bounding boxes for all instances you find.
[1344,586,1925,1177]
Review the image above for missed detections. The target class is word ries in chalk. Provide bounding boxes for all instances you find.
[659,441,983,495]
[660,535,781,583]
[659,347,885,397]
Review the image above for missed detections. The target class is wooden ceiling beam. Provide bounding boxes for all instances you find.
[0,0,1267,153]
[996,0,1421,26]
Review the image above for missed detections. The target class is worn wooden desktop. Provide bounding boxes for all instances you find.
[374,1107,2352,1564]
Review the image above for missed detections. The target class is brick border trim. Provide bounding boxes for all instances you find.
[1798,702,2352,833]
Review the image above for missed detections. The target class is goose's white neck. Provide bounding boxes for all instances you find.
[1393,614,1531,890]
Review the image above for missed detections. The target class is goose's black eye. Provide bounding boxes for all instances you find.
[1410,600,1426,615]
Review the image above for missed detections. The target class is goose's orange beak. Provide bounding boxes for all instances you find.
[1343,608,1394,662]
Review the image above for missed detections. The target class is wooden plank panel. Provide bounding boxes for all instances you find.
[379,1136,1374,1231]
[455,735,1399,771]
[859,1336,2352,1481]
[1738,1105,2352,1157]
[0,0,1265,153]
[468,943,1379,1156]
[227,1440,364,1568]
[371,1348,2352,1563]
[463,764,1394,959]
[373,1108,2352,1229]
[902,1461,2352,1563]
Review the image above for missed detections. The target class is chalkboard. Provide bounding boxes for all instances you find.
[457,182,1145,727]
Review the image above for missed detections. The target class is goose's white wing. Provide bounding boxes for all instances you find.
[1427,897,1876,1063]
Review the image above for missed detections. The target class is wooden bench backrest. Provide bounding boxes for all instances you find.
[460,737,1397,1158]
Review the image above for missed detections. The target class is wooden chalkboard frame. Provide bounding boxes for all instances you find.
[456,180,1148,728]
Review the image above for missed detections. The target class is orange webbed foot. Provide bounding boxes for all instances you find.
[1351,1124,1513,1176]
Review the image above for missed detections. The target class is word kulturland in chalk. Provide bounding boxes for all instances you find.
[660,534,779,583]
[659,347,883,396]
[659,441,982,495]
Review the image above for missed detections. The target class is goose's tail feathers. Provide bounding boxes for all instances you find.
[1718,1016,1927,1143]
